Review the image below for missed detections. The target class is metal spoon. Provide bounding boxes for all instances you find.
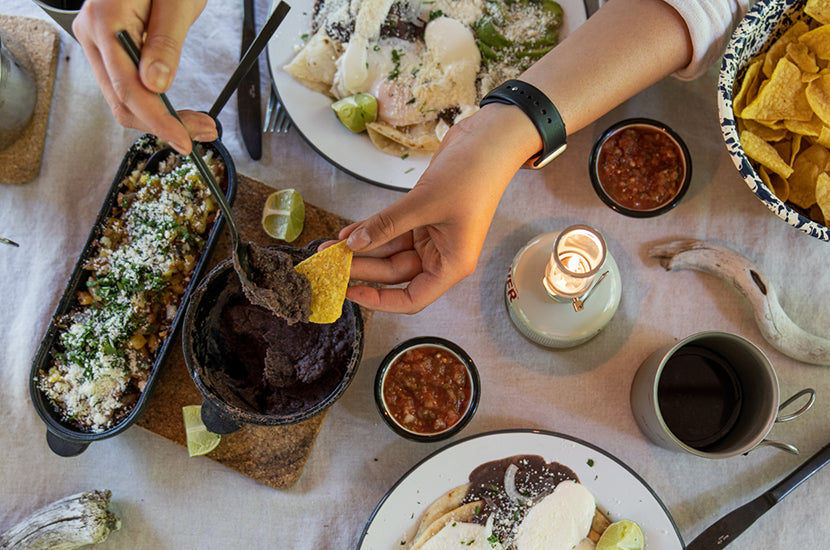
[117,30,256,285]
[130,2,291,284]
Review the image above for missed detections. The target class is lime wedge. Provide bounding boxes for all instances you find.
[182,405,221,457]
[596,519,645,550]
[331,93,378,133]
[262,188,305,242]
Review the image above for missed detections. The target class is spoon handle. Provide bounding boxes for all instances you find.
[115,30,239,244]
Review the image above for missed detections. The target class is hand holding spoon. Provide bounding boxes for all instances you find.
[116,30,257,287]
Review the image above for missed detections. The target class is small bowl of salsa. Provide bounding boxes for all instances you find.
[374,336,480,442]
[589,118,692,217]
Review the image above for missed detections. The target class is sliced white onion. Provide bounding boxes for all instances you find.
[503,463,521,504]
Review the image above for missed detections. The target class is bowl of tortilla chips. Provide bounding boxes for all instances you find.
[719,0,830,241]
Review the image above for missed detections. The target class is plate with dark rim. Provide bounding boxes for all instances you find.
[266,0,589,191]
[355,429,683,549]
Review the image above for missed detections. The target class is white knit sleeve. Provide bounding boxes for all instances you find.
[659,0,750,80]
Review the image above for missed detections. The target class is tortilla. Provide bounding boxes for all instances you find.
[807,0,830,25]
[283,30,343,97]
[366,121,441,157]
[294,241,353,324]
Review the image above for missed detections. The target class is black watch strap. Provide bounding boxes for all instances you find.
[480,80,567,169]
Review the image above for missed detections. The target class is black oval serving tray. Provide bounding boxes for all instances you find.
[28,135,237,456]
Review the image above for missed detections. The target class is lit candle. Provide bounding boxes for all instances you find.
[542,225,606,300]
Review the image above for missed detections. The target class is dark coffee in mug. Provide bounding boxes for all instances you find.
[39,1,84,8]
[656,344,743,449]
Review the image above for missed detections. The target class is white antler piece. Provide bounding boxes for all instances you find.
[648,239,830,366]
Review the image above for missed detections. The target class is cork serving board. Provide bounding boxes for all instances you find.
[136,174,367,489]
[0,15,60,184]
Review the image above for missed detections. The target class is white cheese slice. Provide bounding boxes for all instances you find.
[514,480,596,550]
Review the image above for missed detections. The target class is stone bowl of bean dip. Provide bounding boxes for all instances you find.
[374,336,480,443]
[589,118,692,218]
[183,241,363,434]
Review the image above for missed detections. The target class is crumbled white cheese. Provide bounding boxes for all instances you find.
[39,149,222,432]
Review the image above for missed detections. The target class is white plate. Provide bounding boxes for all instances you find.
[355,429,684,549]
[267,1,589,191]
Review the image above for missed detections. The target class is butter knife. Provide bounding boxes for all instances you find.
[238,0,262,160]
[684,439,830,549]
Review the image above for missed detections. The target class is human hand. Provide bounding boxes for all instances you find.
[335,106,538,313]
[72,0,215,154]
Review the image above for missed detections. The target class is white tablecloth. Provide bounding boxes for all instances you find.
[2,1,829,549]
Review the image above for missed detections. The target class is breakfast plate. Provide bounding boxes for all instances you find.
[266,0,589,191]
[355,429,684,549]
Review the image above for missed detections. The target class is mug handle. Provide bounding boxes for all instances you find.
[776,388,817,423]
[750,440,799,455]
[744,388,817,456]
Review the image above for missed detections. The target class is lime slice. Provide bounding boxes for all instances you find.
[331,93,378,133]
[182,405,221,457]
[262,188,305,242]
[596,520,645,550]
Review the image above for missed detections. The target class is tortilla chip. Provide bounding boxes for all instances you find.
[799,24,830,60]
[759,165,791,202]
[294,241,353,324]
[806,73,830,124]
[742,118,789,141]
[788,145,828,208]
[764,20,810,77]
[815,171,830,220]
[734,59,764,115]
[784,114,825,136]
[743,58,813,122]
[740,130,795,178]
[787,42,819,74]
[365,120,440,157]
[806,0,830,25]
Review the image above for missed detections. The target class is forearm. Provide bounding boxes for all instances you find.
[487,0,693,162]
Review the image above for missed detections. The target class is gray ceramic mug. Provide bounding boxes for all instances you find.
[32,0,83,38]
[0,33,36,150]
[630,331,815,458]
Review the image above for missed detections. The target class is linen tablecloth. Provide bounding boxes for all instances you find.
[2,1,829,548]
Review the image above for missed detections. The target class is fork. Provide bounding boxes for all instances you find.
[263,83,292,133]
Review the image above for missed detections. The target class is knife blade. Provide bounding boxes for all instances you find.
[238,0,262,160]
[684,439,830,549]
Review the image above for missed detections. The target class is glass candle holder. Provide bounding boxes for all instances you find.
[543,225,606,300]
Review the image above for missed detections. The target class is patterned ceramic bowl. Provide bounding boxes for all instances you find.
[718,0,829,241]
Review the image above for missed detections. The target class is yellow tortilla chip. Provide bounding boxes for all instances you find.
[806,0,830,25]
[784,114,825,136]
[742,117,789,141]
[764,20,810,77]
[759,165,791,202]
[740,130,795,178]
[365,120,440,157]
[806,73,830,124]
[294,241,353,324]
[743,58,813,121]
[734,59,764,115]
[788,144,829,208]
[786,42,819,74]
[815,171,830,220]
[799,24,830,60]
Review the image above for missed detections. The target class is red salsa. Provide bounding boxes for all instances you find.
[597,126,685,210]
[382,345,471,434]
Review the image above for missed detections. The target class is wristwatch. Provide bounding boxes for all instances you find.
[480,80,567,169]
